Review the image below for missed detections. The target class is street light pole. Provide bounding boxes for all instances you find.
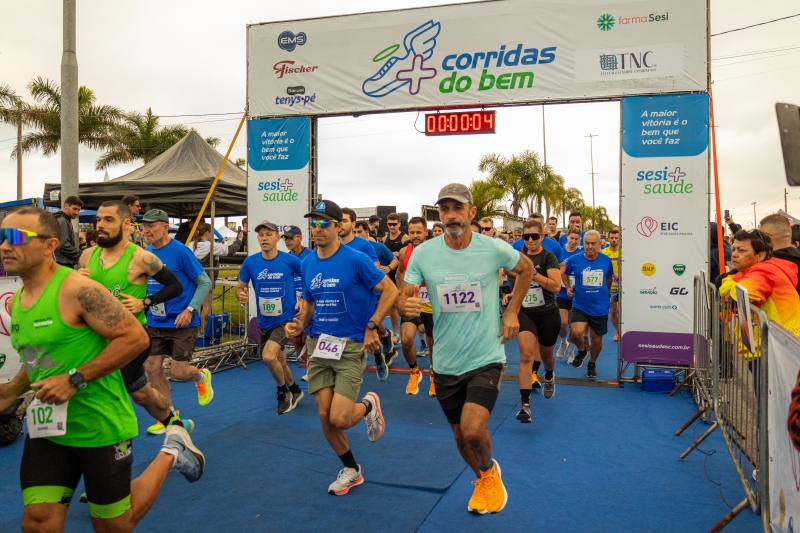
[585,134,598,209]
[752,202,757,227]
[61,0,79,211]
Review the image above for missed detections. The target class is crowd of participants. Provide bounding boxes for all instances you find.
[8,180,740,533]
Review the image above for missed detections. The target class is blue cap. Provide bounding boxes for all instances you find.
[283,225,302,238]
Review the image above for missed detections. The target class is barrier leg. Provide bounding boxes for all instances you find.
[230,345,249,370]
[674,403,711,436]
[706,497,750,533]
[670,369,695,396]
[678,421,719,459]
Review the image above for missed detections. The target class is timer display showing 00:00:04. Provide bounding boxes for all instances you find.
[424,111,496,136]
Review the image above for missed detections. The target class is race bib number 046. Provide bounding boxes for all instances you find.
[27,398,68,439]
[437,282,482,313]
[313,334,347,360]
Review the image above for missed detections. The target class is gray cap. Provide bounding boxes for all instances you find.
[254,220,279,233]
[435,183,473,205]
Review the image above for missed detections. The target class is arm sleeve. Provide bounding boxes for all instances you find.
[189,272,212,309]
[147,266,184,306]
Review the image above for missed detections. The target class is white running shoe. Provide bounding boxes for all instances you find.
[567,352,575,365]
[392,333,401,345]
[327,465,364,496]
[556,341,568,359]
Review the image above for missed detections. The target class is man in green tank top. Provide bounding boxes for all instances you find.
[79,201,191,436]
[0,207,205,532]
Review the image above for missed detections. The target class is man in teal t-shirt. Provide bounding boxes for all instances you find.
[400,184,533,516]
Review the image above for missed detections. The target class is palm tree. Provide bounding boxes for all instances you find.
[205,136,221,148]
[535,166,564,218]
[1,84,26,199]
[468,179,504,221]
[95,108,189,169]
[479,150,543,217]
[13,77,123,161]
[232,157,246,168]
[561,187,585,227]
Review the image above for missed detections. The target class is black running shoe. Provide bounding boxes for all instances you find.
[516,404,532,423]
[572,352,588,368]
[277,390,293,415]
[587,364,598,378]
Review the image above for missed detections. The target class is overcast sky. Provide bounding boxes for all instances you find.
[1,0,799,228]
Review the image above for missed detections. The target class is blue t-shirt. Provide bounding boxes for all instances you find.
[564,253,614,316]
[343,236,378,264]
[559,231,585,247]
[512,236,564,262]
[291,247,314,297]
[146,239,204,328]
[370,241,394,267]
[556,246,584,300]
[301,244,386,342]
[239,251,302,330]
[405,233,520,376]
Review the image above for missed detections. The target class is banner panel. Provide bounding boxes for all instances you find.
[248,0,707,117]
[620,94,708,365]
[768,323,800,533]
[0,277,23,383]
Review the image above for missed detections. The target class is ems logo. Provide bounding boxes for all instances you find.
[33,318,53,328]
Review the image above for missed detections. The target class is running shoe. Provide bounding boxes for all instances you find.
[392,333,401,345]
[147,410,181,435]
[299,361,307,368]
[381,330,395,354]
[613,331,619,342]
[162,424,205,483]
[556,341,568,359]
[363,392,384,442]
[587,363,598,378]
[417,346,428,357]
[328,466,364,496]
[429,372,436,397]
[375,353,389,381]
[543,376,556,399]
[196,368,214,406]
[468,477,487,514]
[301,374,308,382]
[406,369,422,395]
[277,390,293,415]
[385,349,399,367]
[572,352,588,369]
[566,352,575,365]
[531,373,542,389]
[481,460,508,514]
[516,403,531,423]
[290,389,304,409]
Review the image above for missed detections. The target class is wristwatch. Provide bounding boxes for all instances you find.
[142,297,153,310]
[68,368,87,389]
[186,306,196,313]
[366,320,378,330]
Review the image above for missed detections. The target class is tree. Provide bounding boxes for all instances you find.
[232,157,246,168]
[13,77,123,161]
[468,179,504,221]
[479,150,542,217]
[95,108,188,169]
[205,136,221,148]
[561,187,585,227]
[1,84,26,199]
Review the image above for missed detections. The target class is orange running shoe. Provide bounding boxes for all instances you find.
[481,460,508,514]
[406,369,422,395]
[613,331,619,342]
[467,477,487,514]
[531,373,542,389]
[429,372,436,397]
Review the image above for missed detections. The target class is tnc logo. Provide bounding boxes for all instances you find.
[670,287,689,295]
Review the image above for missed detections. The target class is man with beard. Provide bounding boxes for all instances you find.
[78,202,191,436]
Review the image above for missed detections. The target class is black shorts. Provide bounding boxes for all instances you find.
[570,307,609,336]
[400,312,434,338]
[556,298,573,311]
[258,323,289,354]
[146,326,196,362]
[518,307,561,347]
[435,363,505,425]
[120,337,151,394]
[20,436,133,519]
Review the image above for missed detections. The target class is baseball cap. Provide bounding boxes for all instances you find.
[435,183,473,205]
[368,215,381,224]
[141,209,169,223]
[282,225,302,238]
[304,199,343,221]
[254,220,279,233]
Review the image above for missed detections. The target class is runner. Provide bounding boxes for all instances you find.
[0,208,204,533]
[505,219,561,423]
[283,225,314,379]
[548,216,561,242]
[368,214,382,241]
[558,211,585,247]
[140,210,214,435]
[563,230,614,378]
[432,222,445,238]
[381,212,409,343]
[601,228,621,342]
[354,220,398,275]
[78,201,192,436]
[237,221,304,415]
[284,199,395,496]
[479,217,496,238]
[399,183,533,514]
[340,208,397,380]
[555,227,584,363]
[396,216,436,396]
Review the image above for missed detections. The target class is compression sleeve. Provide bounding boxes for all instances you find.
[189,272,212,309]
[147,266,184,306]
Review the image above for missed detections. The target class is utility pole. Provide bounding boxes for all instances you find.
[61,0,79,215]
[542,106,547,169]
[16,118,22,200]
[786,188,789,213]
[585,134,598,209]
[752,202,757,227]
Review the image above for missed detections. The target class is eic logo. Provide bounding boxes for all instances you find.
[636,216,679,237]
[278,31,306,52]
[670,287,689,295]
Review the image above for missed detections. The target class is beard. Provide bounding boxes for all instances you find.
[97,227,124,248]
[445,220,467,238]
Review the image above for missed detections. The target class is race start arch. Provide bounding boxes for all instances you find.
[245,0,710,375]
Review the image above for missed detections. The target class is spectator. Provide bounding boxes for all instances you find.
[759,214,800,297]
[85,229,98,247]
[240,217,248,253]
[497,232,509,242]
[53,195,83,268]
[122,195,144,246]
[432,222,444,237]
[724,214,742,235]
[793,224,800,248]
[78,231,87,250]
[512,227,523,242]
[479,217,496,237]
[368,214,382,240]
[175,215,204,244]
[470,220,481,233]
[709,222,731,281]
[188,222,241,329]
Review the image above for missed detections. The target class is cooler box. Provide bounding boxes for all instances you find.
[641,369,676,393]
[203,312,229,339]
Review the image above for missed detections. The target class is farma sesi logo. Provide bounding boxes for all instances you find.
[597,14,615,31]
[597,12,670,31]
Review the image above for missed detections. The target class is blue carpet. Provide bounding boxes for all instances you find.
[0,348,760,532]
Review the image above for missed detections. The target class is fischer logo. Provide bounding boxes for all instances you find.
[273,61,318,79]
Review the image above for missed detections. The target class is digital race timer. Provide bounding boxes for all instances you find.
[424,111,496,136]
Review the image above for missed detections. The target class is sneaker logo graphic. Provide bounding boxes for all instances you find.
[362,20,441,98]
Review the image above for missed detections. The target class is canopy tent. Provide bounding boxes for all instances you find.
[777,209,799,225]
[42,131,247,216]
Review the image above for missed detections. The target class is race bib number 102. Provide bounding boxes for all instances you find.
[27,398,68,439]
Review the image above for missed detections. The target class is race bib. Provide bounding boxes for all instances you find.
[523,286,545,308]
[569,275,576,289]
[419,286,430,304]
[27,398,68,439]
[582,270,604,287]
[437,282,482,313]
[313,334,347,360]
[258,297,283,317]
[149,303,166,317]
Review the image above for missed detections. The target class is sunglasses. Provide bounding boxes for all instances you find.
[480,227,493,232]
[310,219,337,229]
[523,233,541,241]
[0,228,52,245]
[387,223,399,227]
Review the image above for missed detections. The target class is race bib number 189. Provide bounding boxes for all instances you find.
[258,297,283,317]
[437,282,482,313]
[27,398,68,439]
